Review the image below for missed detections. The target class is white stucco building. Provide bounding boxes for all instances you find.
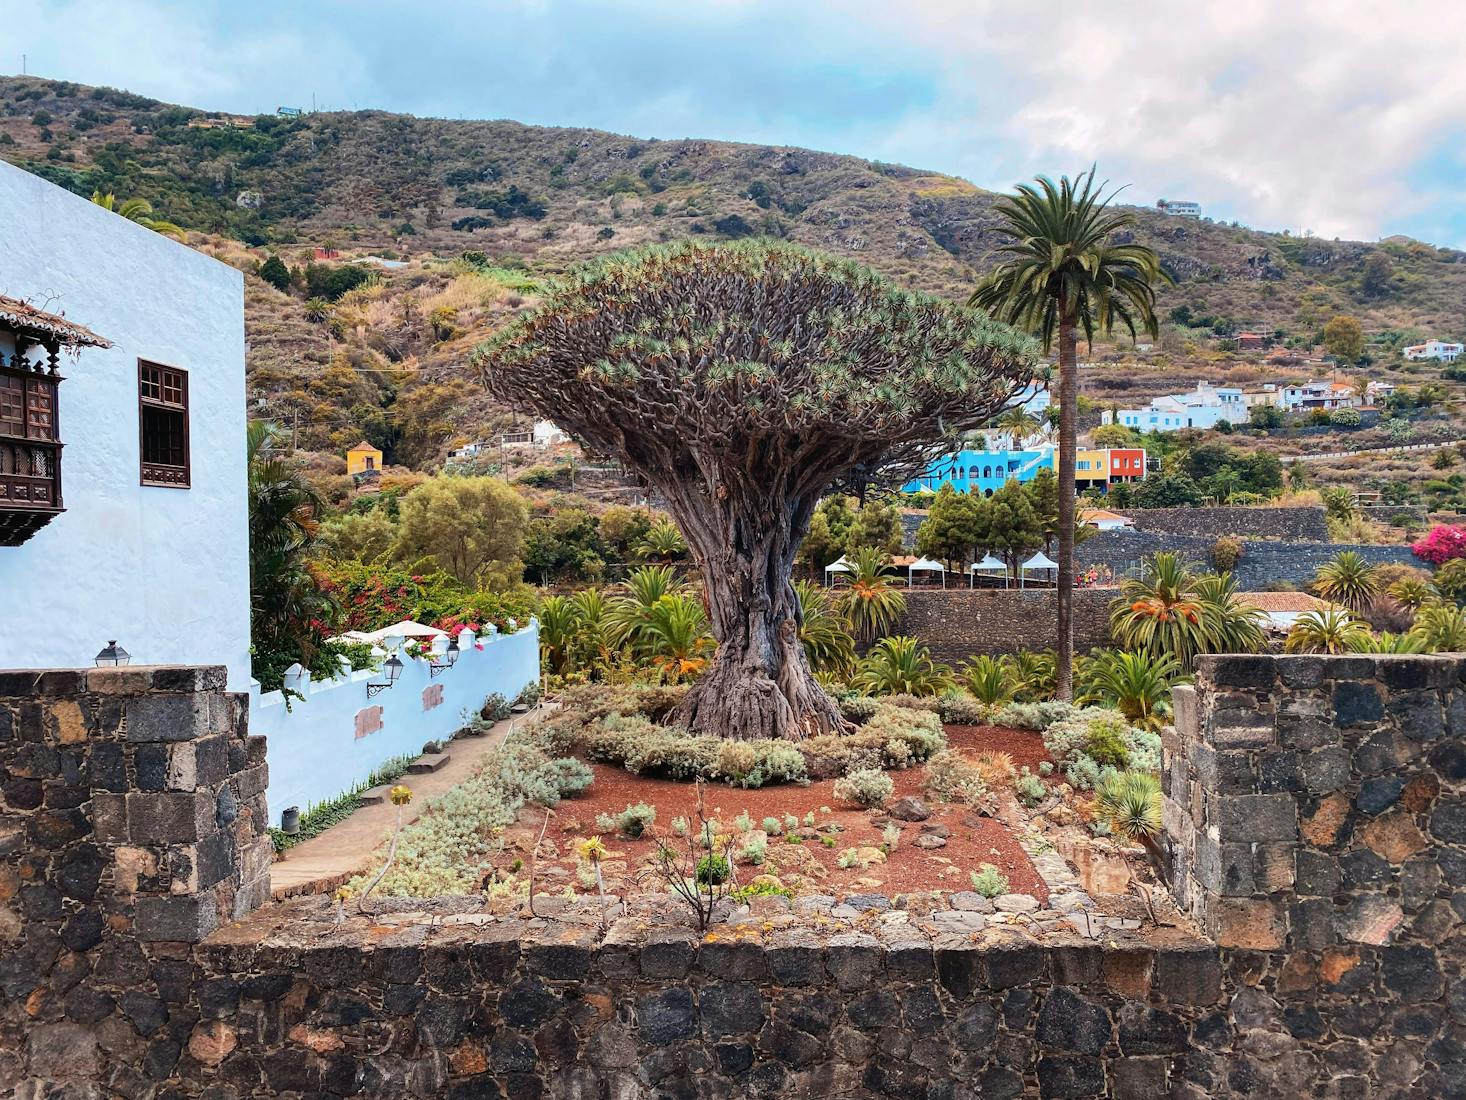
[1104,381,1244,432]
[0,162,251,686]
[1403,340,1463,362]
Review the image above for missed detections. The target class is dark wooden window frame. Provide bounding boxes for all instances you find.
[138,358,191,488]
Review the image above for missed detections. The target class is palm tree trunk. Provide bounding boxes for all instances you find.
[1056,315,1078,701]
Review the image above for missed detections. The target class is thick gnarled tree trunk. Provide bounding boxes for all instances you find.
[661,469,846,741]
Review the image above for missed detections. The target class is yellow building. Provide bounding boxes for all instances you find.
[1074,448,1109,486]
[345,440,383,476]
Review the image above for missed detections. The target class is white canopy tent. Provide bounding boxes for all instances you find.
[338,620,448,647]
[907,557,947,588]
[968,554,1008,589]
[1020,551,1058,589]
[823,555,852,587]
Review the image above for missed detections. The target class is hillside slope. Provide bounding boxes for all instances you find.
[2,75,1463,467]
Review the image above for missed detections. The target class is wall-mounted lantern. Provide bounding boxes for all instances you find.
[366,653,404,698]
[429,635,460,678]
[94,640,130,667]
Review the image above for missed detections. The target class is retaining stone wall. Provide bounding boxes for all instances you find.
[1077,530,1419,589]
[895,589,1114,661]
[2,658,1464,1098]
[1126,506,1331,542]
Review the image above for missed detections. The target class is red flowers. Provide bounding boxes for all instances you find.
[1413,524,1466,565]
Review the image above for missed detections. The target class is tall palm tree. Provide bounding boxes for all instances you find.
[839,546,907,645]
[90,191,186,240]
[971,168,1167,699]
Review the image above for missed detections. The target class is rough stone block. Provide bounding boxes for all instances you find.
[1276,656,1326,689]
[639,933,696,979]
[1332,681,1384,726]
[1212,897,1286,950]
[1217,793,1297,843]
[1299,746,1351,794]
[126,791,210,844]
[125,693,211,742]
[135,891,219,942]
[1203,655,1277,690]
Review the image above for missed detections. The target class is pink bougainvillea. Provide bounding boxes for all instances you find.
[1412,524,1466,565]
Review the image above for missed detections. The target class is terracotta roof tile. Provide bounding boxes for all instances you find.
[0,294,111,349]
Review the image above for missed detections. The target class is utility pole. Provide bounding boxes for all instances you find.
[291,408,299,452]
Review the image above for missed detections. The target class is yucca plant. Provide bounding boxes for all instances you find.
[1080,650,1181,729]
[1411,603,1466,652]
[960,654,1013,705]
[1095,770,1165,922]
[1313,551,1380,614]
[794,580,857,677]
[839,546,908,645]
[1285,608,1372,654]
[854,636,956,697]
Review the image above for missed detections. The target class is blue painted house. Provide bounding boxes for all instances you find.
[904,445,1056,497]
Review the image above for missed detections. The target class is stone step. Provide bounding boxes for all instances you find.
[456,724,489,738]
[407,752,450,774]
[358,786,391,806]
[511,702,532,714]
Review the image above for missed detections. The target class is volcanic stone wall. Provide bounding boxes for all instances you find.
[1126,506,1331,542]
[2,657,1464,1098]
[895,589,1115,661]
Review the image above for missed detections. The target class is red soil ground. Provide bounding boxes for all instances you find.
[517,724,1056,904]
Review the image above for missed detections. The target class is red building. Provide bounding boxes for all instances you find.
[1108,448,1146,483]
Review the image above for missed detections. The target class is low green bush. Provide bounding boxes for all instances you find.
[923,749,987,804]
[832,768,894,808]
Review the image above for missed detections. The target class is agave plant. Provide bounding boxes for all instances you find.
[635,520,688,563]
[839,546,907,644]
[634,594,716,684]
[854,635,956,697]
[1003,649,1057,702]
[1079,650,1181,729]
[1284,608,1372,654]
[1411,603,1466,653]
[1313,551,1380,614]
[794,580,857,677]
[960,654,1013,705]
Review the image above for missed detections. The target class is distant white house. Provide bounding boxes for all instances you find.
[1157,199,1201,218]
[1240,384,1286,410]
[1245,592,1342,634]
[1104,381,1244,432]
[1403,340,1463,362]
[1080,508,1133,532]
[1282,380,1359,410]
[533,419,570,447]
[1365,380,1397,404]
[0,161,251,685]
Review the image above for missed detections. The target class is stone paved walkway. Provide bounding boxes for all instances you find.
[268,711,527,899]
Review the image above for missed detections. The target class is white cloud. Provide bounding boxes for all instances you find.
[851,0,1466,242]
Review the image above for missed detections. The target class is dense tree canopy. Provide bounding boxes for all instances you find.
[475,241,1038,739]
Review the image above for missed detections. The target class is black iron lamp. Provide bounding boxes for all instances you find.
[94,640,130,667]
[367,653,404,698]
[429,635,460,678]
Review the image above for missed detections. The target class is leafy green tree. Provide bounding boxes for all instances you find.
[798,495,855,571]
[392,476,527,588]
[598,505,655,561]
[1323,314,1365,363]
[978,479,1044,581]
[522,508,607,584]
[1026,467,1061,552]
[247,422,340,691]
[847,498,904,556]
[474,241,1036,739]
[1133,469,1204,508]
[1250,404,1285,429]
[915,484,984,566]
[970,168,1167,699]
[258,254,291,290]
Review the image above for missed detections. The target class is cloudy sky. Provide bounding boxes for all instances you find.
[11,0,1466,247]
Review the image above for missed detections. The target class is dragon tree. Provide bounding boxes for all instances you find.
[474,241,1038,741]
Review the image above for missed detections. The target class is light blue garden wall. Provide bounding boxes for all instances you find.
[249,623,540,825]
